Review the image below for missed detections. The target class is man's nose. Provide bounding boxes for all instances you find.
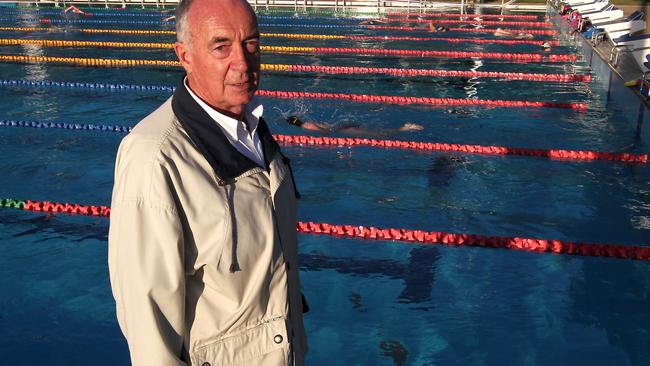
[230,43,251,73]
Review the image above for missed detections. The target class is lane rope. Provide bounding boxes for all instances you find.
[0,59,590,82]
[0,9,166,17]
[0,54,181,67]
[256,90,587,110]
[33,17,554,29]
[1,78,588,110]
[0,26,176,35]
[265,33,560,46]
[0,119,133,132]
[0,8,542,20]
[377,18,554,27]
[0,38,576,62]
[30,18,559,35]
[367,25,558,36]
[1,119,644,163]
[0,26,558,46]
[1,198,648,261]
[386,12,542,20]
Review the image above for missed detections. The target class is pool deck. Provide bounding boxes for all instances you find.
[551,7,650,142]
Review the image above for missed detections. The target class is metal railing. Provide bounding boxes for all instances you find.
[9,0,447,12]
[4,0,544,13]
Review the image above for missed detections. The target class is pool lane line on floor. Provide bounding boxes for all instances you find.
[0,38,576,62]
[2,119,643,163]
[0,55,590,82]
[0,26,559,46]
[0,78,588,110]
[1,198,648,261]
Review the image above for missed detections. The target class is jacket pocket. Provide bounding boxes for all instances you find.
[191,317,289,366]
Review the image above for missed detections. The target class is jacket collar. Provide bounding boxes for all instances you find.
[183,77,264,140]
[171,76,280,183]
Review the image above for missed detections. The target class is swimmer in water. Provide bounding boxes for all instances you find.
[360,19,388,25]
[63,5,90,16]
[286,116,423,136]
[163,15,176,22]
[494,28,534,39]
[541,40,551,52]
[427,22,448,32]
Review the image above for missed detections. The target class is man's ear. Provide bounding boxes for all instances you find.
[174,42,192,74]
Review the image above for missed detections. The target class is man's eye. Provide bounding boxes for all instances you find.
[214,44,230,53]
[246,41,260,53]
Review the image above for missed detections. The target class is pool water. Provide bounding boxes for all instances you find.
[0,7,649,366]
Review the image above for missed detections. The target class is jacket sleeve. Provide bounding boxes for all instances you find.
[108,138,187,366]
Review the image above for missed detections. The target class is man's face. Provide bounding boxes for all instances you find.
[174,0,261,118]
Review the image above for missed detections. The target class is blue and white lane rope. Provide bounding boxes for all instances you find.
[0,79,175,92]
[0,10,365,21]
[4,17,387,28]
[0,119,131,132]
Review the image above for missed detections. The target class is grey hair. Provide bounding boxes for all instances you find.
[175,0,195,43]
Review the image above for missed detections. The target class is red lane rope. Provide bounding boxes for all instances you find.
[7,199,649,261]
[23,200,111,216]
[3,122,639,164]
[297,221,650,261]
[272,135,648,163]
[278,64,589,82]
[347,35,559,46]
[366,25,558,35]
[386,18,554,27]
[255,90,587,110]
[386,12,542,20]
[274,46,576,62]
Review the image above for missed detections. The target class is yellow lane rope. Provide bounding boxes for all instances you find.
[0,38,173,48]
[0,38,317,53]
[0,26,346,39]
[263,33,346,40]
[0,54,295,70]
[0,26,175,35]
[0,54,181,67]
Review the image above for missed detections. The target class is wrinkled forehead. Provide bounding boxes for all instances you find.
[188,0,258,37]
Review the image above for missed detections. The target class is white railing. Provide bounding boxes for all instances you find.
[11,0,449,12]
[7,0,544,13]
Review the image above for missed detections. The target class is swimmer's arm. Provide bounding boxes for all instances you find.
[301,121,333,132]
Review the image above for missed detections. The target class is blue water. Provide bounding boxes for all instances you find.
[1,7,649,366]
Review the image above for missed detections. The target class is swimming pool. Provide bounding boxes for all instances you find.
[0,6,649,366]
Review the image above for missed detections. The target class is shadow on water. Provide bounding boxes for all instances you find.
[569,262,650,365]
[301,247,439,306]
[1,211,108,243]
[427,154,469,189]
[379,339,409,366]
[398,246,440,303]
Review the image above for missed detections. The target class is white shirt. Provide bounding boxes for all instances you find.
[184,78,266,168]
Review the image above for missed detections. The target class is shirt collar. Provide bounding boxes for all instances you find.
[183,77,264,138]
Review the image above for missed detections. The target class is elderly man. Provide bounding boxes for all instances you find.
[107,0,308,364]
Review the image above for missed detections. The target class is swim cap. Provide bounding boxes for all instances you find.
[287,116,304,127]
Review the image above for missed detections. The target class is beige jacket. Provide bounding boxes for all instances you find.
[108,94,307,366]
